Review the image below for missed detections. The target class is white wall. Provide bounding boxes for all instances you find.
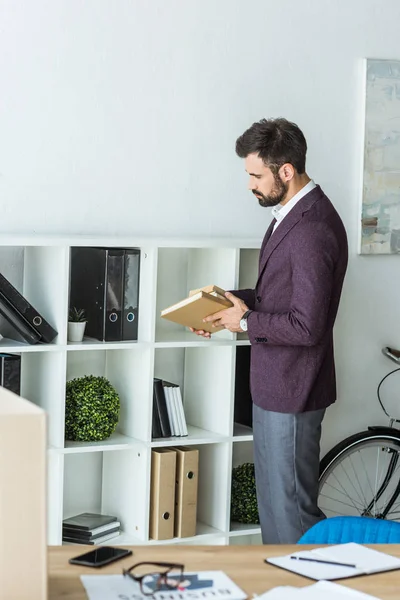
[1,0,400,452]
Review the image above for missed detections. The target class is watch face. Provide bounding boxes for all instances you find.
[240,318,248,332]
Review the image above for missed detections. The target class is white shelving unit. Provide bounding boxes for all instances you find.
[0,235,262,546]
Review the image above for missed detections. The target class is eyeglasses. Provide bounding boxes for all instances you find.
[123,561,185,595]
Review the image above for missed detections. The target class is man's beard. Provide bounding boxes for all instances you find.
[252,174,288,207]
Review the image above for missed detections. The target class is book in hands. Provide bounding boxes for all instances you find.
[266,542,400,581]
[161,285,233,333]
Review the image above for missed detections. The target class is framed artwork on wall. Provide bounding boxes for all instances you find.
[360,58,400,255]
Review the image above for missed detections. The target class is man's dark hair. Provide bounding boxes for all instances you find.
[235,118,307,174]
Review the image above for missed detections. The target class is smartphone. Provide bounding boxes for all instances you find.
[68,546,133,568]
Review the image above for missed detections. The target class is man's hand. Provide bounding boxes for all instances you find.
[189,327,211,339]
[203,292,249,333]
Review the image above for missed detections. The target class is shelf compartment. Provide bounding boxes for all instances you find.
[151,425,228,447]
[236,248,259,342]
[228,532,262,545]
[63,446,150,544]
[229,522,261,536]
[155,247,237,343]
[61,432,144,453]
[66,339,145,350]
[232,423,253,441]
[229,440,257,533]
[112,523,225,546]
[195,443,231,534]
[21,351,67,447]
[0,245,68,346]
[66,347,153,444]
[154,346,235,437]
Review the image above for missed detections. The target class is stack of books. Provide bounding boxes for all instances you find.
[62,512,121,545]
[152,378,188,439]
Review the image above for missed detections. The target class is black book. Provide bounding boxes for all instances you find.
[153,378,171,437]
[234,346,253,429]
[0,353,21,395]
[152,391,163,438]
[62,512,118,531]
[62,525,120,540]
[0,272,57,344]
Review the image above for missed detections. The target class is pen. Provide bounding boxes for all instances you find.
[290,556,357,568]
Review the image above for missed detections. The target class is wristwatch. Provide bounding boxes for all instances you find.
[239,310,252,332]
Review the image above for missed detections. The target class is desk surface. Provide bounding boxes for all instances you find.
[49,544,400,599]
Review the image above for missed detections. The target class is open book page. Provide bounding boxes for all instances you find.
[257,580,380,599]
[81,571,247,600]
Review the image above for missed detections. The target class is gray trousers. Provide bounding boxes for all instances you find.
[252,403,326,544]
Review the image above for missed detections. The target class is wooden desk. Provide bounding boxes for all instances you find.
[49,544,400,599]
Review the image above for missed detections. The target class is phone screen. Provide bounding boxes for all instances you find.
[69,546,132,568]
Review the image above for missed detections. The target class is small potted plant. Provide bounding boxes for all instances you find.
[68,307,87,342]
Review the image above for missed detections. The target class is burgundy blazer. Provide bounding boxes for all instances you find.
[234,185,348,413]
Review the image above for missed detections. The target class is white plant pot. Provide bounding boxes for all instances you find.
[68,321,86,342]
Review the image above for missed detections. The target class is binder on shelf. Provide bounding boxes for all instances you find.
[160,284,233,333]
[153,378,171,438]
[149,448,176,540]
[69,247,140,342]
[0,272,57,344]
[172,446,199,538]
[0,353,21,395]
[122,249,140,340]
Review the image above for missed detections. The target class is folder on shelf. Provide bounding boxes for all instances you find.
[0,272,57,344]
[70,247,141,342]
[172,446,199,538]
[160,284,233,333]
[0,353,21,395]
[122,249,140,340]
[149,448,177,540]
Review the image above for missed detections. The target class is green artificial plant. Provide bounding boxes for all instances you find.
[65,375,120,442]
[230,462,260,524]
[68,307,86,322]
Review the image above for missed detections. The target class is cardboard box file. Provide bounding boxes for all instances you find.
[0,387,47,600]
[173,446,199,538]
[149,448,177,540]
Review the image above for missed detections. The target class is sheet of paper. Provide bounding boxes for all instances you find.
[267,553,364,581]
[311,542,400,574]
[256,580,380,599]
[81,571,247,600]
[268,542,400,580]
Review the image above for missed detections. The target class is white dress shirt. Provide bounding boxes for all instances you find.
[271,180,316,232]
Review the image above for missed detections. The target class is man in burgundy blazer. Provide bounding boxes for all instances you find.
[195,118,348,543]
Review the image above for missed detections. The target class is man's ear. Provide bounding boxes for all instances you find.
[279,163,295,182]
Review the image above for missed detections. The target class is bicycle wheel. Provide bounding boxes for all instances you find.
[318,430,400,521]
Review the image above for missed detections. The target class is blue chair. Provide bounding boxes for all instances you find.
[298,516,400,544]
